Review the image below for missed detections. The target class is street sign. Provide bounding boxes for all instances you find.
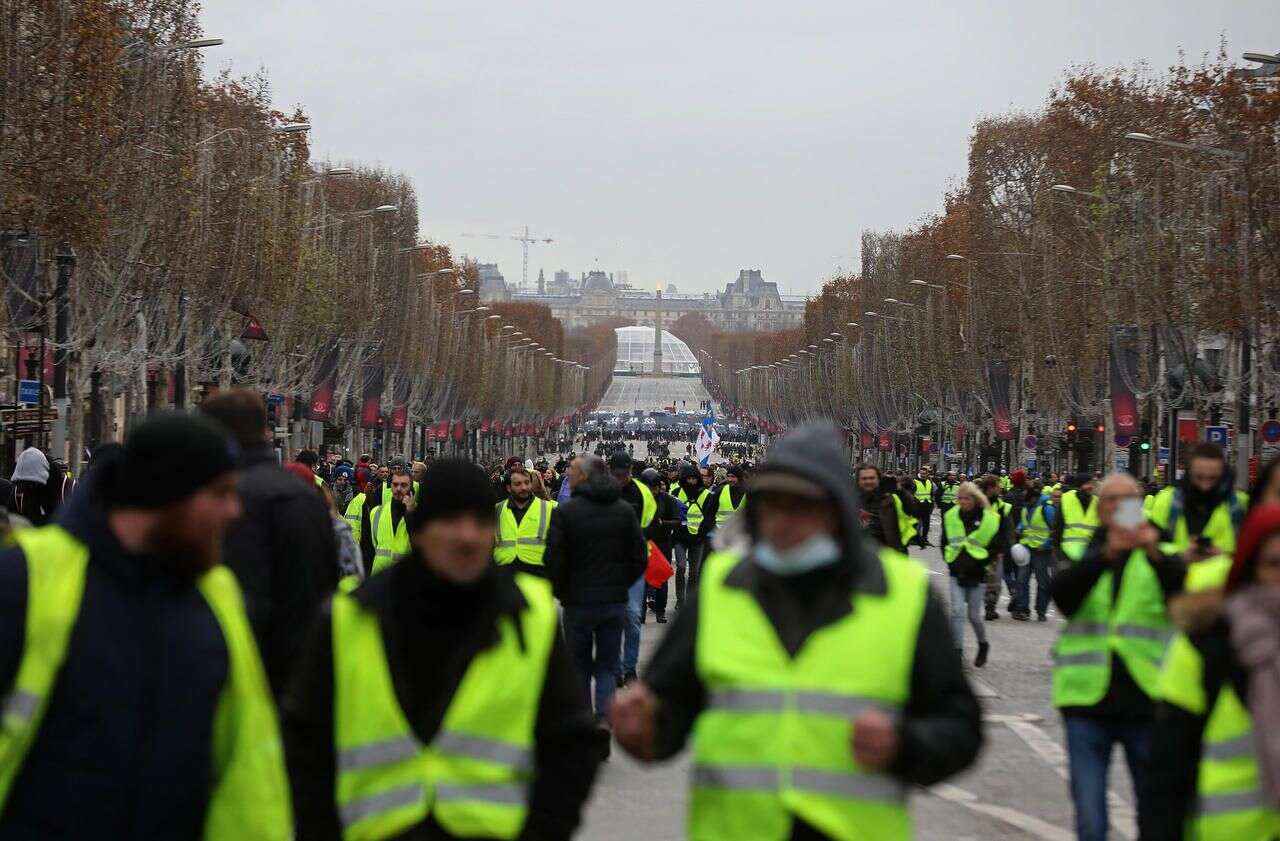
[1158,447,1170,462]
[1115,449,1130,470]
[1026,457,1037,472]
[1114,434,1132,449]
[1023,435,1038,451]
[1204,425,1229,448]
[1263,419,1280,444]
[928,441,940,454]
[17,379,40,406]
[942,441,952,455]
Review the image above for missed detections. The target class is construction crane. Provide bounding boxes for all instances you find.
[460,226,553,292]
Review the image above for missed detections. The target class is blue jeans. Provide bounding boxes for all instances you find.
[562,602,627,721]
[1063,713,1153,841]
[1013,546,1053,616]
[622,576,645,676]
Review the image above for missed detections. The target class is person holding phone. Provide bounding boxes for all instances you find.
[1049,472,1186,841]
[1148,442,1249,561]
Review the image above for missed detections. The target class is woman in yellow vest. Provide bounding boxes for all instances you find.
[1142,503,1280,840]
[609,423,982,841]
[943,482,999,667]
[282,459,603,841]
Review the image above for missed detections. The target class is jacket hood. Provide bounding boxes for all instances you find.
[12,447,49,484]
[572,471,622,503]
[744,421,884,594]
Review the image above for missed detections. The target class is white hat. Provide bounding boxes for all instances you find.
[1009,543,1031,568]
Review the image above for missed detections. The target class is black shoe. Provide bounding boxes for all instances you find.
[1037,613,1048,622]
[1012,611,1030,621]
[656,613,667,623]
[974,642,990,668]
[594,723,612,761]
[985,609,999,621]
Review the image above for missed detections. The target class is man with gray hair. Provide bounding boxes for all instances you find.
[544,454,648,755]
[1050,471,1183,841]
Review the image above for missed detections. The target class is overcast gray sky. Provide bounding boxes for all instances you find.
[201,1,1274,295]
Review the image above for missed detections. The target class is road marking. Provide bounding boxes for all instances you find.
[1000,717,1136,840]
[968,675,999,699]
[929,782,1074,841]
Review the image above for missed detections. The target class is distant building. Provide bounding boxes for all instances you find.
[477,263,509,301]
[484,268,806,332]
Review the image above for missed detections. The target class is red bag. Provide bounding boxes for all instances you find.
[644,540,674,588]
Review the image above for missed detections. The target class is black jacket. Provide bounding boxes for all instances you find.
[644,425,982,841]
[0,473,234,838]
[222,444,338,698]
[283,557,600,841]
[1050,530,1184,718]
[859,487,907,554]
[543,473,647,605]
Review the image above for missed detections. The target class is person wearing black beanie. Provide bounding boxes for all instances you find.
[0,412,292,838]
[283,458,603,840]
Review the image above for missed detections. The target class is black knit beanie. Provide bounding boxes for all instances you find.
[407,458,497,530]
[105,412,239,509]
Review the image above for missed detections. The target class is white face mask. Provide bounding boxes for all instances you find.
[752,533,841,576]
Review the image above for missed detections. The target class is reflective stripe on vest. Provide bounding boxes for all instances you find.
[677,487,711,536]
[714,484,743,527]
[343,494,367,543]
[943,505,999,563]
[1148,486,1248,555]
[940,483,959,505]
[891,494,917,548]
[633,479,657,529]
[332,574,557,840]
[1059,490,1100,561]
[1052,548,1172,708]
[914,479,934,500]
[1020,500,1052,549]
[371,505,411,573]
[690,548,925,841]
[1159,632,1280,839]
[494,499,551,566]
[0,526,292,840]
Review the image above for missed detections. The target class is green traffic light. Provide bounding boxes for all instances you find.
[1139,441,1150,451]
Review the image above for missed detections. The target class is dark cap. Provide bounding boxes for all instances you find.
[407,459,497,530]
[607,451,632,470]
[107,412,239,509]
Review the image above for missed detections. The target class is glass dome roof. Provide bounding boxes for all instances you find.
[613,326,701,375]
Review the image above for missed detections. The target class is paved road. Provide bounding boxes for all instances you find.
[596,376,711,414]
[579,514,1141,841]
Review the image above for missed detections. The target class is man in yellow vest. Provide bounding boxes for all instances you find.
[1049,472,1185,841]
[494,465,554,577]
[705,463,748,532]
[672,462,713,609]
[1055,473,1101,561]
[1142,503,1280,840]
[282,459,602,840]
[365,468,415,574]
[610,423,981,841]
[0,413,290,838]
[606,451,657,687]
[913,466,936,548]
[1147,441,1249,561]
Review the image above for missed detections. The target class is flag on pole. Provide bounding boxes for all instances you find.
[695,410,720,465]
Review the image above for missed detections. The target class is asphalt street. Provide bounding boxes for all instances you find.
[579,525,1141,841]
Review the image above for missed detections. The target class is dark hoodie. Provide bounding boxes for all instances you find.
[0,470,232,838]
[282,555,601,841]
[644,423,983,833]
[543,470,648,605]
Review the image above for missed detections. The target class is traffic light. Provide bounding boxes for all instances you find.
[1095,422,1106,434]
[1139,438,1151,452]
[1138,420,1152,452]
[1066,421,1078,447]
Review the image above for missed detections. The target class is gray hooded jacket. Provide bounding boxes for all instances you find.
[643,421,983,814]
